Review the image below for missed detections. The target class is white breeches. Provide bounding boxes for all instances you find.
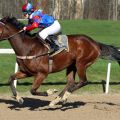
[39,20,61,40]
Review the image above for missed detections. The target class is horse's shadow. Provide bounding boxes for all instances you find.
[0,97,86,111]
[0,97,119,111]
[41,101,86,111]
[0,97,49,111]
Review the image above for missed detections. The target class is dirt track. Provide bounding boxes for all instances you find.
[0,93,120,120]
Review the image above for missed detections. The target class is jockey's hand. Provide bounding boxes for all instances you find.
[23,27,27,31]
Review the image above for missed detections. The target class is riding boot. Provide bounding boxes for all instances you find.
[36,34,50,50]
[45,36,59,53]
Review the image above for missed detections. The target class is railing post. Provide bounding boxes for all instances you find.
[105,62,111,94]
[14,62,18,88]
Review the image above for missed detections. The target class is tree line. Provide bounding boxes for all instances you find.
[0,0,120,20]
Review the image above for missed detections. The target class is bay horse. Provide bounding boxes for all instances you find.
[0,17,120,107]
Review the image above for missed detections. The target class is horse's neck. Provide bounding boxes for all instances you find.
[9,34,32,56]
[9,30,45,57]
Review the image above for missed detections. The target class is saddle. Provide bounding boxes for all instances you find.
[48,34,69,56]
[25,31,69,56]
[36,33,69,57]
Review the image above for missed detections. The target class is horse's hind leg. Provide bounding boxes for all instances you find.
[58,63,88,104]
[68,63,88,93]
[49,63,88,107]
[9,70,30,104]
[59,64,87,103]
[59,63,88,103]
[49,65,76,106]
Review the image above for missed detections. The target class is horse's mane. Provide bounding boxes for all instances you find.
[0,16,38,38]
[0,16,25,30]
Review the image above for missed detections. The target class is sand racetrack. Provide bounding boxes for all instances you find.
[0,93,120,120]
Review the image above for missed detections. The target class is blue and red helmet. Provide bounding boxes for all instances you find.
[22,3,34,15]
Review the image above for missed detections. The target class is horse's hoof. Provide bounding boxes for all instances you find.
[18,98,24,105]
[16,96,24,105]
[61,99,67,105]
[49,96,61,107]
[49,102,55,107]
[47,89,58,95]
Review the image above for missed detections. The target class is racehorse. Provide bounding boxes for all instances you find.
[0,17,120,107]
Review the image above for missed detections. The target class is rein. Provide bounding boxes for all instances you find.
[3,29,24,40]
[0,21,51,59]
[0,21,24,40]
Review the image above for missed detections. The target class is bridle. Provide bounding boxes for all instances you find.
[0,21,23,41]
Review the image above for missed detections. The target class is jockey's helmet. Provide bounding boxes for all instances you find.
[22,3,34,15]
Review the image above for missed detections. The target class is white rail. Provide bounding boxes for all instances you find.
[0,48,15,54]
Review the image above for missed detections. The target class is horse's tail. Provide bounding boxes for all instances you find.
[98,42,120,65]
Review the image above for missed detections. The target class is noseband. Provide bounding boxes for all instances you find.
[0,21,23,40]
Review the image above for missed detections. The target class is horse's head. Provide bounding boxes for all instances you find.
[0,16,24,41]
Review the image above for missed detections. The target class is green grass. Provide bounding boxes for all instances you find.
[0,19,120,94]
[61,19,120,46]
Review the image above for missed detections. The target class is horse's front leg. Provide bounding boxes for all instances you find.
[30,72,49,96]
[9,70,29,104]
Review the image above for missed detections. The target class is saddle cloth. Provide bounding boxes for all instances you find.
[50,34,69,52]
[57,34,69,51]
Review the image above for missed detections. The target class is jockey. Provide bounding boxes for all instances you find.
[22,2,61,53]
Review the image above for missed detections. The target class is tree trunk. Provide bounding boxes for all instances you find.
[112,0,118,21]
[0,0,120,20]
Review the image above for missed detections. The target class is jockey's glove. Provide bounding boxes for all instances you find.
[23,27,27,31]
